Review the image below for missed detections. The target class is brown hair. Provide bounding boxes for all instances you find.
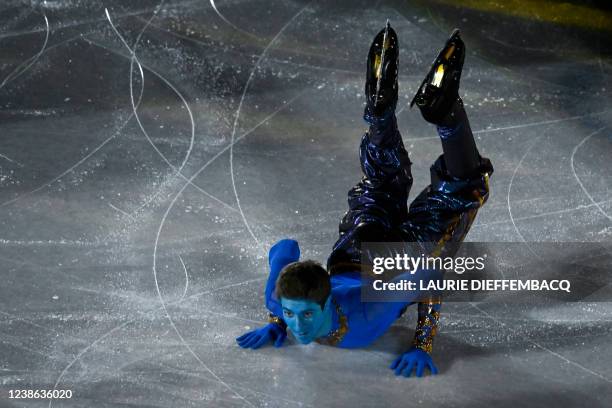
[275,260,331,310]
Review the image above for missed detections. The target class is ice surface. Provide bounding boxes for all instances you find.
[0,0,611,407]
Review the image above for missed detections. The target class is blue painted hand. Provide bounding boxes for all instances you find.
[236,323,287,349]
[390,347,439,377]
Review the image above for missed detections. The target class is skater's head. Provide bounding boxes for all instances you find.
[276,260,332,344]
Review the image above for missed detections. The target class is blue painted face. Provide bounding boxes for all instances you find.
[280,297,331,344]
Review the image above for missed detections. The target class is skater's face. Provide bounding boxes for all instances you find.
[280,297,329,344]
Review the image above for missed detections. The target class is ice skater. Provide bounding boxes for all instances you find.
[236,23,493,378]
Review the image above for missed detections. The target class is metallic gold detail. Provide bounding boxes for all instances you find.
[413,298,442,354]
[431,171,491,257]
[374,54,382,79]
[443,44,455,60]
[268,314,287,328]
[432,64,445,87]
[431,212,462,257]
[374,27,391,80]
[383,30,390,49]
[374,21,391,106]
[430,43,454,88]
[315,299,348,346]
[473,172,490,207]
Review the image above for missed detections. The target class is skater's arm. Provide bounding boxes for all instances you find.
[389,297,441,377]
[236,239,300,349]
[265,239,301,317]
[413,297,442,354]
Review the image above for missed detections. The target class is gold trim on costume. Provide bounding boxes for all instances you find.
[316,299,348,346]
[412,298,442,354]
[268,314,286,328]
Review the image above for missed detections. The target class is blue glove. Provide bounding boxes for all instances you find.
[236,323,287,349]
[390,348,438,377]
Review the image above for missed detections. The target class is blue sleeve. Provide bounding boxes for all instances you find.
[265,239,301,316]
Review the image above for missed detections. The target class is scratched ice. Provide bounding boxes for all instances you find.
[0,1,611,407]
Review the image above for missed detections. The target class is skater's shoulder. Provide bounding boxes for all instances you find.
[330,272,363,311]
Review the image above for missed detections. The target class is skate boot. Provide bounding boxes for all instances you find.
[410,28,465,125]
[364,21,399,119]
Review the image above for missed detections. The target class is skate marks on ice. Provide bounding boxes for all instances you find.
[501,124,611,242]
[149,4,314,406]
[0,1,609,407]
[13,1,322,406]
[570,126,611,222]
[0,19,143,208]
[0,24,180,213]
[469,302,611,383]
[228,3,313,247]
[0,112,135,208]
[47,273,269,408]
[473,197,612,230]
[104,7,240,215]
[178,254,189,301]
[208,0,262,41]
[0,152,24,167]
[470,120,612,231]
[108,201,137,221]
[1,5,222,213]
[34,4,238,406]
[506,134,545,248]
[481,60,612,394]
[0,13,49,90]
[46,6,163,406]
[2,8,228,213]
[83,36,240,215]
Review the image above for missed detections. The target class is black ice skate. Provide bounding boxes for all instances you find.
[410,28,465,125]
[365,21,399,117]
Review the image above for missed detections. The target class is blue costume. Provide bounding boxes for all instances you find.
[267,243,408,348]
[265,107,493,351]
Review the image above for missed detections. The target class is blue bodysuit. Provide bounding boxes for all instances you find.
[266,240,414,348]
[265,108,493,351]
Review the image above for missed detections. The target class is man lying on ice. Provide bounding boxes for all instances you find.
[236,23,493,378]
